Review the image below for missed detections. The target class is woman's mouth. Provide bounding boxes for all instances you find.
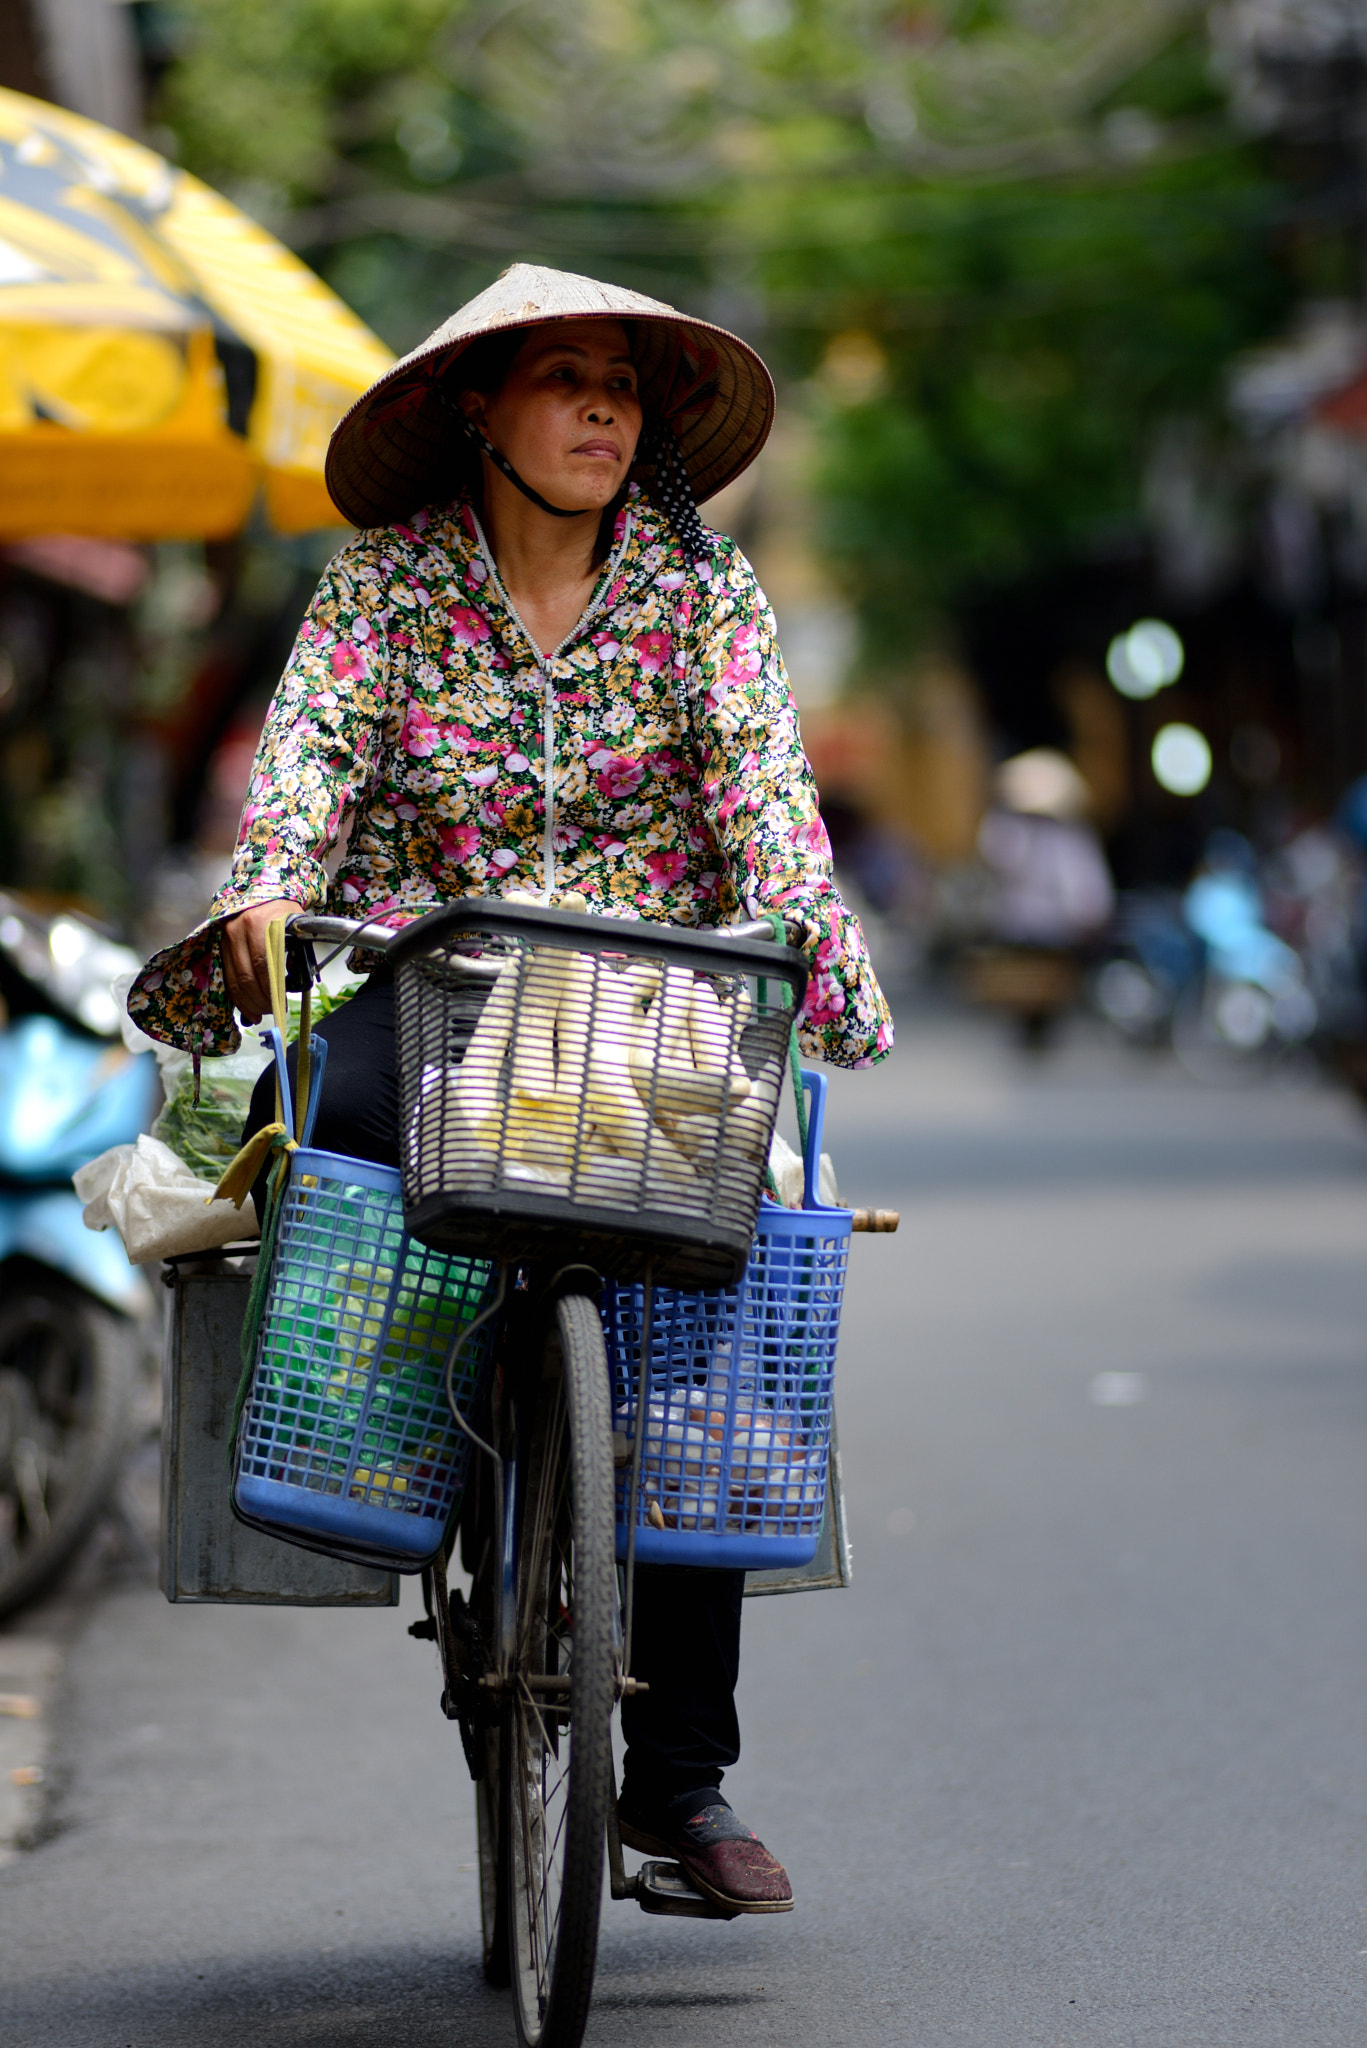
[573,439,621,459]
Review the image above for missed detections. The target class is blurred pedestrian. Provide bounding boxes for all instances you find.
[971,748,1114,1049]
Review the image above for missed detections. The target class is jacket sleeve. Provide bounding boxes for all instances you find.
[209,541,393,917]
[683,542,894,1069]
[126,540,393,1055]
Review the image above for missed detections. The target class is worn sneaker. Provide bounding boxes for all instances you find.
[618,1794,795,1913]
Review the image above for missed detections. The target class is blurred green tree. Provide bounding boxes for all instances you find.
[794,148,1287,664]
[151,1,1291,673]
[722,7,1292,665]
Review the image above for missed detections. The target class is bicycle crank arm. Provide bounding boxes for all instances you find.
[476,1671,650,1697]
[481,1670,571,1695]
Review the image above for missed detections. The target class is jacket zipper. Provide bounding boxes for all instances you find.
[471,510,634,901]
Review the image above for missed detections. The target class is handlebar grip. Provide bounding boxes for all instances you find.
[286,914,398,953]
[720,916,805,945]
[850,1209,899,1233]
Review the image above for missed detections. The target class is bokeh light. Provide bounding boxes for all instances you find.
[1107,618,1185,699]
[1151,722,1212,796]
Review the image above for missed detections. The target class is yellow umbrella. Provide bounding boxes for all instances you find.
[0,87,393,539]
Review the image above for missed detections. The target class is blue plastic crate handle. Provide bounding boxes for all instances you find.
[798,1068,835,1212]
[258,1022,329,1148]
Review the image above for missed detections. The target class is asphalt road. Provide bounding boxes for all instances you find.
[3,1012,1364,2048]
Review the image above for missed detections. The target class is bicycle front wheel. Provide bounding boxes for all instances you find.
[504,1290,617,2048]
[461,1447,510,1987]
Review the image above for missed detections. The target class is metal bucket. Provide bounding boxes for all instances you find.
[161,1251,398,1606]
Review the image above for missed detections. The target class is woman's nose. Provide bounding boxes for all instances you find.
[586,401,614,423]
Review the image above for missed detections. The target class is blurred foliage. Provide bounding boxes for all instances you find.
[150,0,1294,672]
[154,0,456,200]
[800,149,1288,661]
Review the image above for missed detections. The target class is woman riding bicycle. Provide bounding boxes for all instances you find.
[128,263,892,1915]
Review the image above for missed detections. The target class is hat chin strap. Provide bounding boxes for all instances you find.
[435,379,710,567]
[447,400,590,520]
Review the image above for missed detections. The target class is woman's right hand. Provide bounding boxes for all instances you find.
[220,899,306,1024]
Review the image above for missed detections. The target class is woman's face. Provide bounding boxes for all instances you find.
[460,318,642,513]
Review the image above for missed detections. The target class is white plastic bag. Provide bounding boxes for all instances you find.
[767,1132,806,1208]
[766,1132,841,1209]
[74,1134,259,1266]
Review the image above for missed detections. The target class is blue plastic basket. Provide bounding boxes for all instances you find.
[232,1028,497,1570]
[602,1069,851,1570]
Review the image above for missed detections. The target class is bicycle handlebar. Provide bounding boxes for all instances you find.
[286,913,408,953]
[287,906,805,954]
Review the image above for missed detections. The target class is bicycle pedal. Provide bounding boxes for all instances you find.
[634,1859,739,1921]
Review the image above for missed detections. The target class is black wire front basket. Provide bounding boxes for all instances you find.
[388,899,808,1289]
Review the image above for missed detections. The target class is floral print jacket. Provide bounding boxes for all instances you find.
[128,485,893,1069]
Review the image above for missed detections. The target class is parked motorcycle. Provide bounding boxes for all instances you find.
[0,895,156,1619]
[1172,849,1317,1083]
[1090,888,1201,1046]
[1286,787,1367,1107]
[1091,838,1317,1082]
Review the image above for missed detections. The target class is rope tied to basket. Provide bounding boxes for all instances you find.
[760,911,809,1199]
[211,916,314,1452]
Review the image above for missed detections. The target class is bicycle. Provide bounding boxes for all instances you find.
[243,898,884,2048]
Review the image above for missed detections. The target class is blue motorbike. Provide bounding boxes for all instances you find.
[1092,837,1317,1082]
[0,896,157,1619]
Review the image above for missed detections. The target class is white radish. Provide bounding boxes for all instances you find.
[688,980,751,1096]
[630,968,748,1122]
[722,1093,772,1165]
[506,1087,582,1167]
[509,945,570,1099]
[659,1112,718,1166]
[625,965,686,1118]
[505,1160,570,1189]
[451,955,517,1150]
[576,1148,645,1209]
[551,947,594,1108]
[650,964,697,1066]
[585,961,658,1159]
[641,1122,699,1200]
[628,1053,749,1121]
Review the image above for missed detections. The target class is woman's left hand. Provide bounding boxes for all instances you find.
[220,898,306,1024]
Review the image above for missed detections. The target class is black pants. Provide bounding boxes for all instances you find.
[244,976,745,1810]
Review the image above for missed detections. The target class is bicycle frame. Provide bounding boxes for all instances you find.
[287,903,831,1943]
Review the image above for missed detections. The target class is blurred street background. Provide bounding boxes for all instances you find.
[0,3,1365,2043]
[0,0,1367,978]
[3,1009,1365,2046]
[5,0,1367,995]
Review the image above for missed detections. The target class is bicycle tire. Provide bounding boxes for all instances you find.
[504,1290,617,2048]
[470,1461,511,1988]
[0,1271,135,1622]
[476,1718,509,1985]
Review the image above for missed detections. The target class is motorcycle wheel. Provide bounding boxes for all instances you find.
[1171,976,1275,1086]
[0,1263,136,1621]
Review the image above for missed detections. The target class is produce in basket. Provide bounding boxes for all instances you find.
[153,986,356,1180]
[636,1394,823,1536]
[152,1048,272,1181]
[440,900,767,1208]
[255,1235,485,1511]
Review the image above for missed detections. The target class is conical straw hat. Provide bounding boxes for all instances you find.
[994,749,1093,821]
[326,262,775,530]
